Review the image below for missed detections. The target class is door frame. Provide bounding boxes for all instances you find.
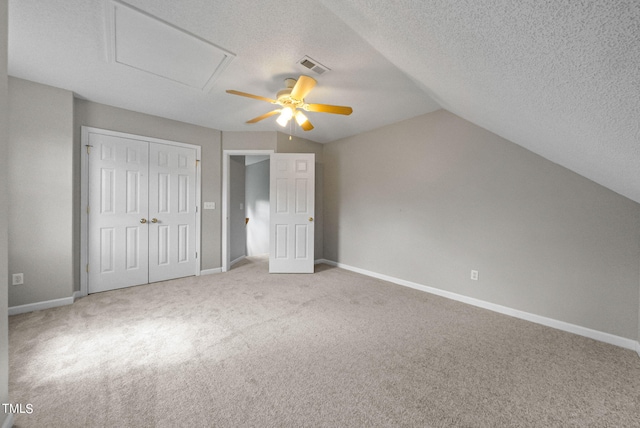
[80,126,202,296]
[222,149,274,272]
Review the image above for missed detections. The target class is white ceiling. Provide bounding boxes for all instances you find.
[8,0,640,204]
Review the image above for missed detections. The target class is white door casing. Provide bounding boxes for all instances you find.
[83,127,200,294]
[269,153,315,273]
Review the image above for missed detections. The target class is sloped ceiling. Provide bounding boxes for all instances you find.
[8,0,640,203]
[320,0,640,203]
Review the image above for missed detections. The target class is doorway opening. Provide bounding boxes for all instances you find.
[222,150,273,272]
[229,155,270,268]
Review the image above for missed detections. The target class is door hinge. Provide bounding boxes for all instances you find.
[86,264,89,273]
[86,144,93,154]
[86,205,90,214]
[195,252,198,259]
[195,206,198,213]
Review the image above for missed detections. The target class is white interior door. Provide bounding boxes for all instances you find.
[269,153,315,273]
[148,142,197,283]
[88,133,149,293]
[87,132,198,293]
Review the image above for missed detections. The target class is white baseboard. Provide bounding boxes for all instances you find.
[318,259,639,352]
[200,267,223,276]
[230,255,246,267]
[1,413,14,428]
[9,294,77,316]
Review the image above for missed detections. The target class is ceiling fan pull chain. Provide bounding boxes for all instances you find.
[289,116,293,140]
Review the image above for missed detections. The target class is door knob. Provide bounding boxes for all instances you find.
[151,218,158,223]
[309,217,314,222]
[140,218,147,224]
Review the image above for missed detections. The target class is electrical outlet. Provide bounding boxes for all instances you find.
[470,270,479,281]
[12,273,24,285]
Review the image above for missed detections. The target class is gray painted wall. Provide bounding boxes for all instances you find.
[245,159,270,256]
[229,156,246,262]
[323,109,640,340]
[74,99,222,273]
[8,77,74,307]
[222,131,276,151]
[0,0,10,423]
[276,132,324,162]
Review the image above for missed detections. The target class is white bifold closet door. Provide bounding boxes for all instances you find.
[88,132,197,293]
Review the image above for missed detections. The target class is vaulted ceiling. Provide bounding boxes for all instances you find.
[8,0,640,203]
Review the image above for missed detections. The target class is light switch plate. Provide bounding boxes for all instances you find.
[203,202,215,210]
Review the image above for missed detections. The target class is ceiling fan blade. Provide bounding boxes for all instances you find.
[305,103,353,115]
[290,75,317,100]
[246,109,281,123]
[300,119,314,131]
[226,90,277,104]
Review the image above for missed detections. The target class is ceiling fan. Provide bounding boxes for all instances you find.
[226,75,353,131]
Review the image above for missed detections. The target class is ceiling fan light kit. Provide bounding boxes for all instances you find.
[295,111,308,126]
[226,75,352,132]
[276,106,294,127]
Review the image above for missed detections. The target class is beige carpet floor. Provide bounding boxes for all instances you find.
[8,256,640,427]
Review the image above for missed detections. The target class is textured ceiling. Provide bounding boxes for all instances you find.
[8,0,439,144]
[320,0,640,203]
[7,0,640,203]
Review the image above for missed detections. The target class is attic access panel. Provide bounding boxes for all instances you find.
[107,0,234,91]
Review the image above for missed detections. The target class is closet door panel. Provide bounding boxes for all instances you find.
[148,142,197,283]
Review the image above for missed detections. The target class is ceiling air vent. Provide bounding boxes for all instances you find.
[297,56,330,75]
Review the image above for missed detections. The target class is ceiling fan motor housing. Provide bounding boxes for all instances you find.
[277,78,305,108]
[276,88,293,101]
